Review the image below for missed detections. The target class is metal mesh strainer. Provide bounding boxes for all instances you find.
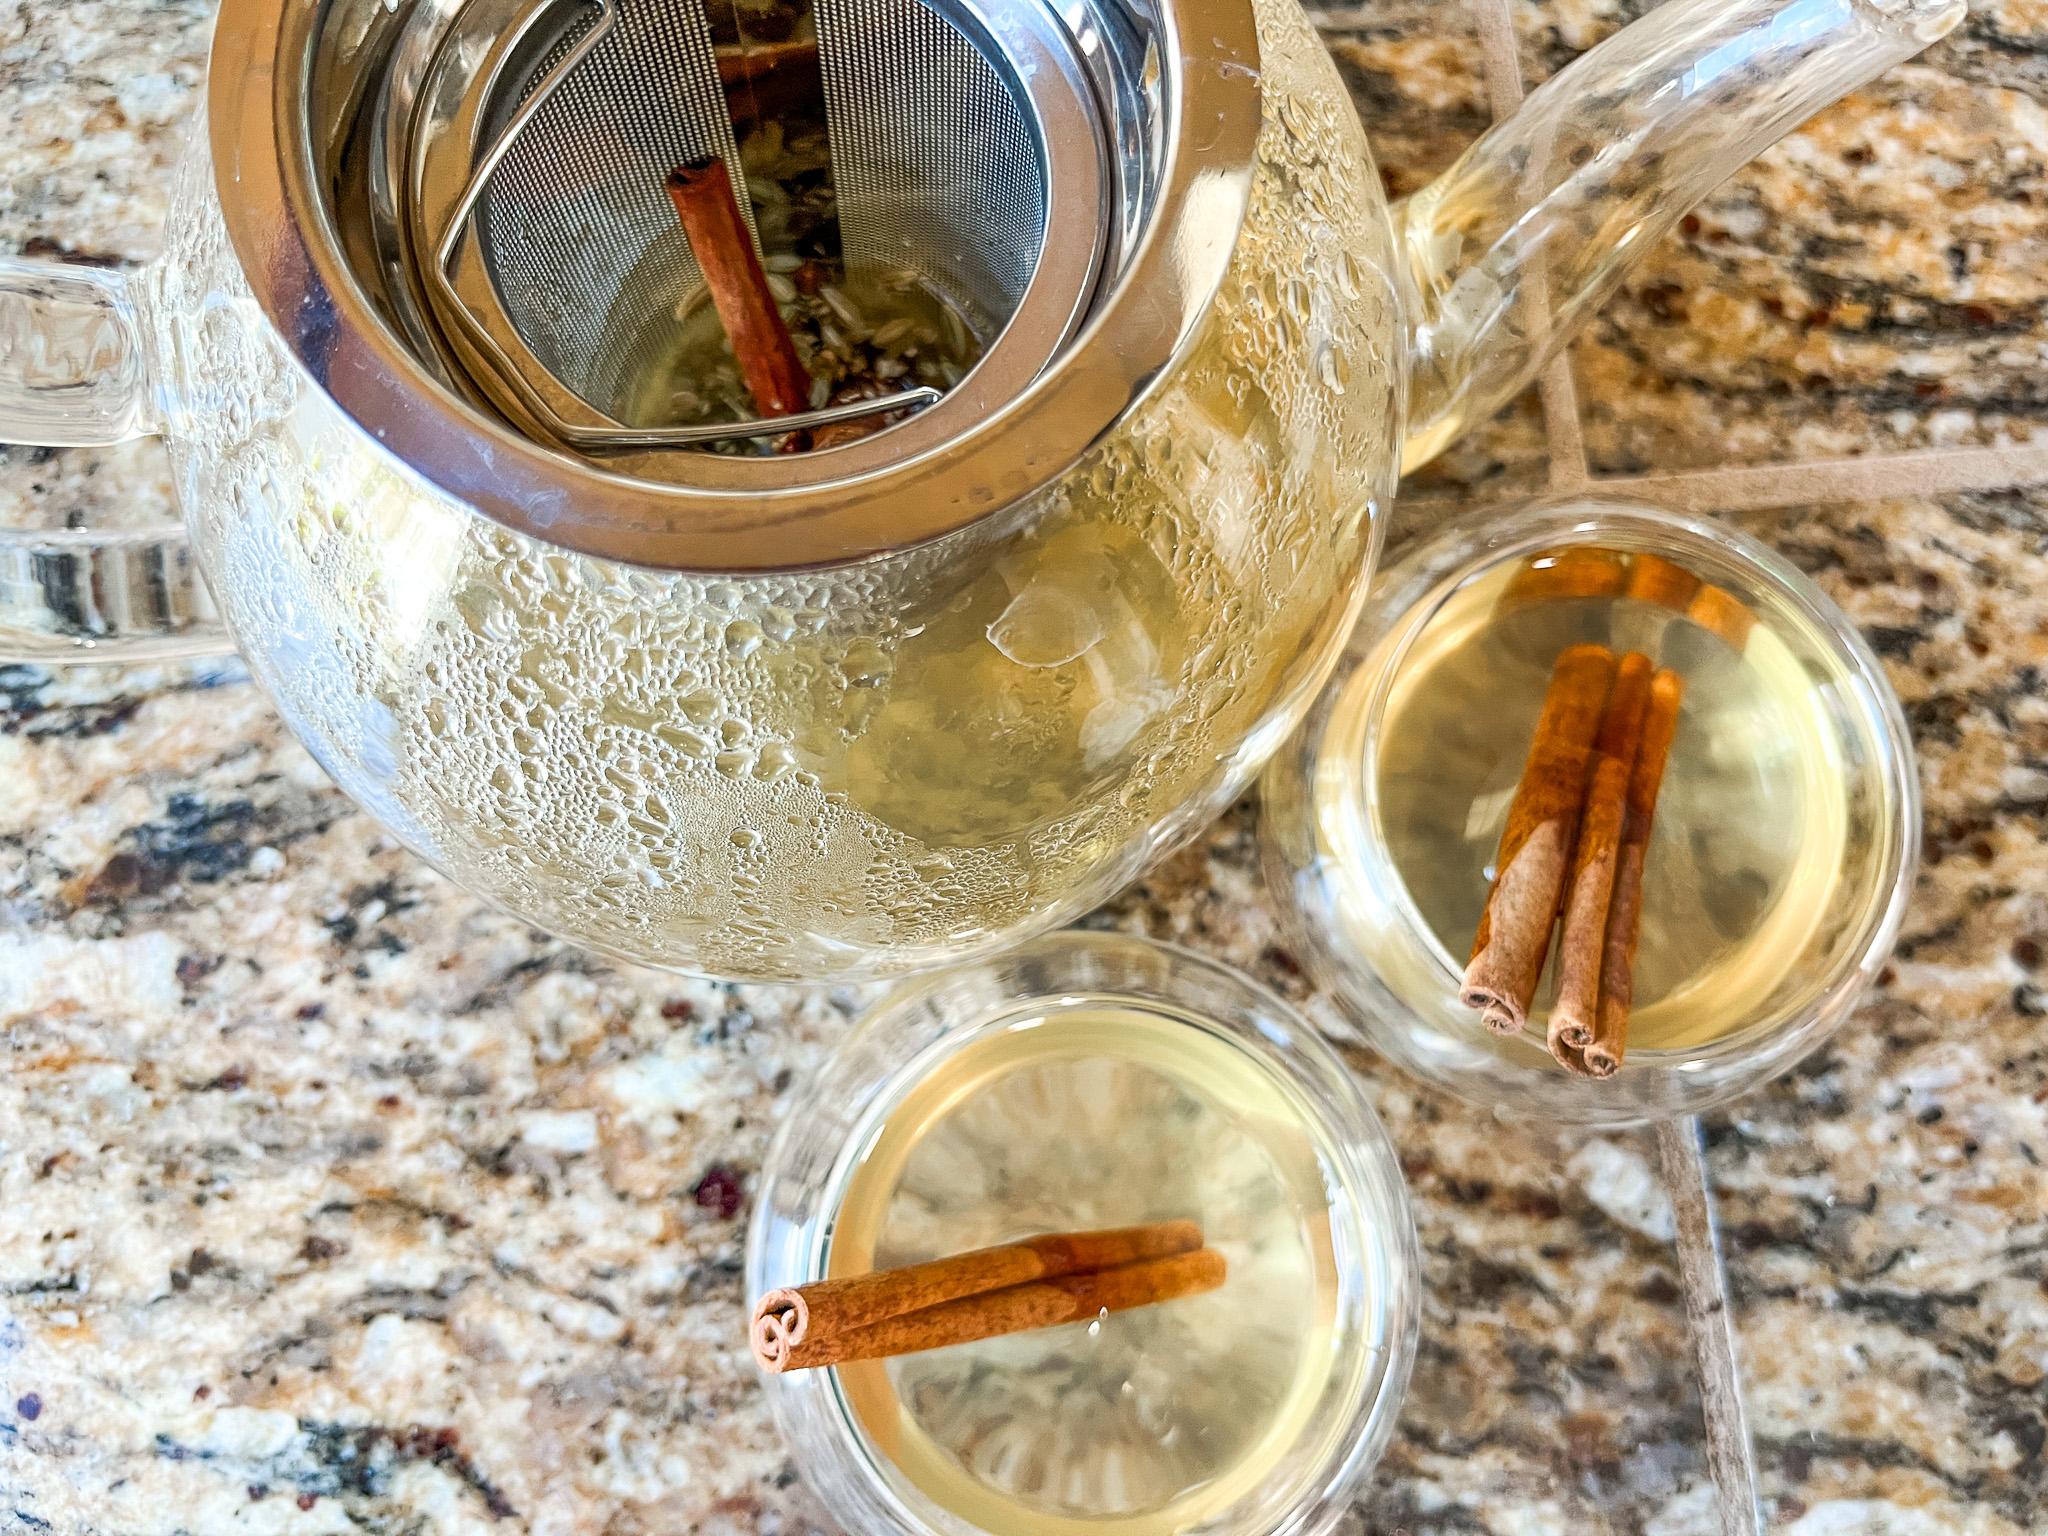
[407,0,1107,462]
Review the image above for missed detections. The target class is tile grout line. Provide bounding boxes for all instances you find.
[1579,440,2048,511]
[1659,1118,1765,1536]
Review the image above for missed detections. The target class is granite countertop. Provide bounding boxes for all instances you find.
[4,1,2047,1533]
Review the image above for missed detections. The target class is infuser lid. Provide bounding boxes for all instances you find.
[208,0,1262,572]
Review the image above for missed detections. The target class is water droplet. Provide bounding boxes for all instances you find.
[654,722,712,760]
[754,742,799,781]
[1335,249,1361,301]
[839,638,892,689]
[724,620,764,657]
[987,584,1106,668]
[1316,341,1348,394]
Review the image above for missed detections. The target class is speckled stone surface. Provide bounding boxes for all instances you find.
[3,3,2047,1535]
[1525,0,2048,474]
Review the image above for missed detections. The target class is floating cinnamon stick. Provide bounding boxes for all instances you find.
[666,156,815,436]
[1497,548,1628,616]
[1584,668,1684,1078]
[1462,644,1617,1035]
[751,1221,1203,1373]
[1549,653,1654,1058]
[1686,583,1757,652]
[757,1248,1226,1372]
[1591,652,1656,777]
[1625,553,1703,613]
[1549,754,1630,1060]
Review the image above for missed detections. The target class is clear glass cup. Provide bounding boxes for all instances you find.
[746,931,1419,1536]
[1262,497,1920,1127]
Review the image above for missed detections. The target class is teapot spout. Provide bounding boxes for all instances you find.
[1395,0,1963,471]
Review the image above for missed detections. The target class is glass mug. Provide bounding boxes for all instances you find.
[748,932,1419,1536]
[1262,498,1920,1125]
[0,0,1960,981]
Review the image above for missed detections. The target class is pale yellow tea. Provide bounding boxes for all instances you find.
[826,1007,1349,1536]
[1322,555,1850,1052]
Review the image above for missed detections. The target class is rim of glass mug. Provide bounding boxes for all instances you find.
[1262,497,1922,1127]
[745,931,1420,1536]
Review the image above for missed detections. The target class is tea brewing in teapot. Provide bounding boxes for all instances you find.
[0,0,1960,980]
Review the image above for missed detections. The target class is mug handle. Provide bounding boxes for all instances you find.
[0,255,232,661]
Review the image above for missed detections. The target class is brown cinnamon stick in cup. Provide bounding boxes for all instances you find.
[759,1248,1227,1372]
[750,1220,1202,1372]
[1549,772,1625,1060]
[1624,553,1702,613]
[1550,653,1655,1058]
[1496,547,1628,615]
[1686,583,1757,652]
[665,156,815,437]
[1592,652,1656,776]
[1585,668,1684,1079]
[1462,644,1617,1035]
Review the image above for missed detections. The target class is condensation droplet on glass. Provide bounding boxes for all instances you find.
[987,584,1106,668]
[839,638,892,688]
[1316,341,1347,394]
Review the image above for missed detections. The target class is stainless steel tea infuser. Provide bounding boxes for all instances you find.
[269,0,1234,570]
[400,0,1103,455]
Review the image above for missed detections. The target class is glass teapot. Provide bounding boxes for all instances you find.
[0,0,1957,982]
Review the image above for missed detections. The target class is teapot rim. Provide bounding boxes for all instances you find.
[205,0,1263,573]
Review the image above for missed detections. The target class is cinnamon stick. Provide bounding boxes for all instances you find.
[1550,756,1632,1058]
[1686,583,1757,652]
[1585,668,1684,1079]
[1551,653,1652,1060]
[758,1248,1227,1372]
[1591,651,1655,773]
[1497,548,1628,615]
[750,1221,1201,1372]
[665,156,815,433]
[1624,553,1703,614]
[1462,644,1617,1035]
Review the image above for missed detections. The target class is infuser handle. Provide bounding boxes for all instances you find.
[0,255,230,662]
[1394,0,1965,470]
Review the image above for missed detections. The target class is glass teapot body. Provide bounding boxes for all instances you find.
[148,0,1398,981]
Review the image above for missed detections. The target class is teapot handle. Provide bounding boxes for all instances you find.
[1395,0,1964,470]
[0,256,231,662]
